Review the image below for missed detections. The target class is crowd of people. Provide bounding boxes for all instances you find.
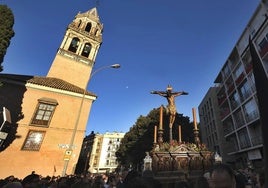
[0,163,265,188]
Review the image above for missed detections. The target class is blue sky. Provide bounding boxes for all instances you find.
[1,0,260,135]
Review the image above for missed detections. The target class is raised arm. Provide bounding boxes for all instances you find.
[151,91,167,97]
[172,91,188,97]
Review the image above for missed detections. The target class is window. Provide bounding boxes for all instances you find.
[243,99,259,122]
[68,37,80,53]
[233,109,245,129]
[230,91,240,110]
[223,64,231,79]
[242,50,252,73]
[81,43,91,57]
[238,81,251,102]
[77,20,82,28]
[31,98,57,127]
[233,63,244,81]
[22,130,45,151]
[258,34,268,57]
[258,37,268,50]
[85,22,92,32]
[247,73,255,91]
[238,129,251,149]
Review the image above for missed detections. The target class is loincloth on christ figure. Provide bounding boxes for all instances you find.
[166,105,176,115]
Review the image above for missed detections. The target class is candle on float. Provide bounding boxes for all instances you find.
[192,108,198,130]
[178,125,181,143]
[159,105,163,130]
[154,125,157,143]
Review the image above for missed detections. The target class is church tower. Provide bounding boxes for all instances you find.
[47,8,103,89]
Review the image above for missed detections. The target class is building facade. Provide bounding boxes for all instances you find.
[76,131,125,174]
[0,7,103,178]
[198,87,230,163]
[199,1,268,169]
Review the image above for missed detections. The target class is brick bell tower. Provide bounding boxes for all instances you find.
[47,8,103,89]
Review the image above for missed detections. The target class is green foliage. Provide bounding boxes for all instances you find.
[116,107,194,169]
[0,4,15,72]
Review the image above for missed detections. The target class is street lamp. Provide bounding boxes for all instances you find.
[90,64,120,78]
[61,63,120,176]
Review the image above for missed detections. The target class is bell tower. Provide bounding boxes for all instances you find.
[47,8,103,89]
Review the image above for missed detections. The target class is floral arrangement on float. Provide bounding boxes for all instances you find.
[154,140,209,152]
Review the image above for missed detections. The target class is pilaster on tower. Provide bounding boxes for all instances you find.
[47,7,103,89]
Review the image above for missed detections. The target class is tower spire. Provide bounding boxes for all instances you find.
[47,8,103,89]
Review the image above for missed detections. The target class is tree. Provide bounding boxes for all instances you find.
[0,4,15,72]
[116,107,194,170]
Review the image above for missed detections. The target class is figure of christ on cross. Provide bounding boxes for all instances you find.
[151,85,188,141]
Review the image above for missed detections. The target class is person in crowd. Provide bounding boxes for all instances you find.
[91,175,105,188]
[2,181,23,188]
[209,163,236,188]
[21,173,41,188]
[116,169,129,188]
[101,173,110,188]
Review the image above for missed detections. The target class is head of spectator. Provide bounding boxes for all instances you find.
[21,173,41,188]
[209,163,236,188]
